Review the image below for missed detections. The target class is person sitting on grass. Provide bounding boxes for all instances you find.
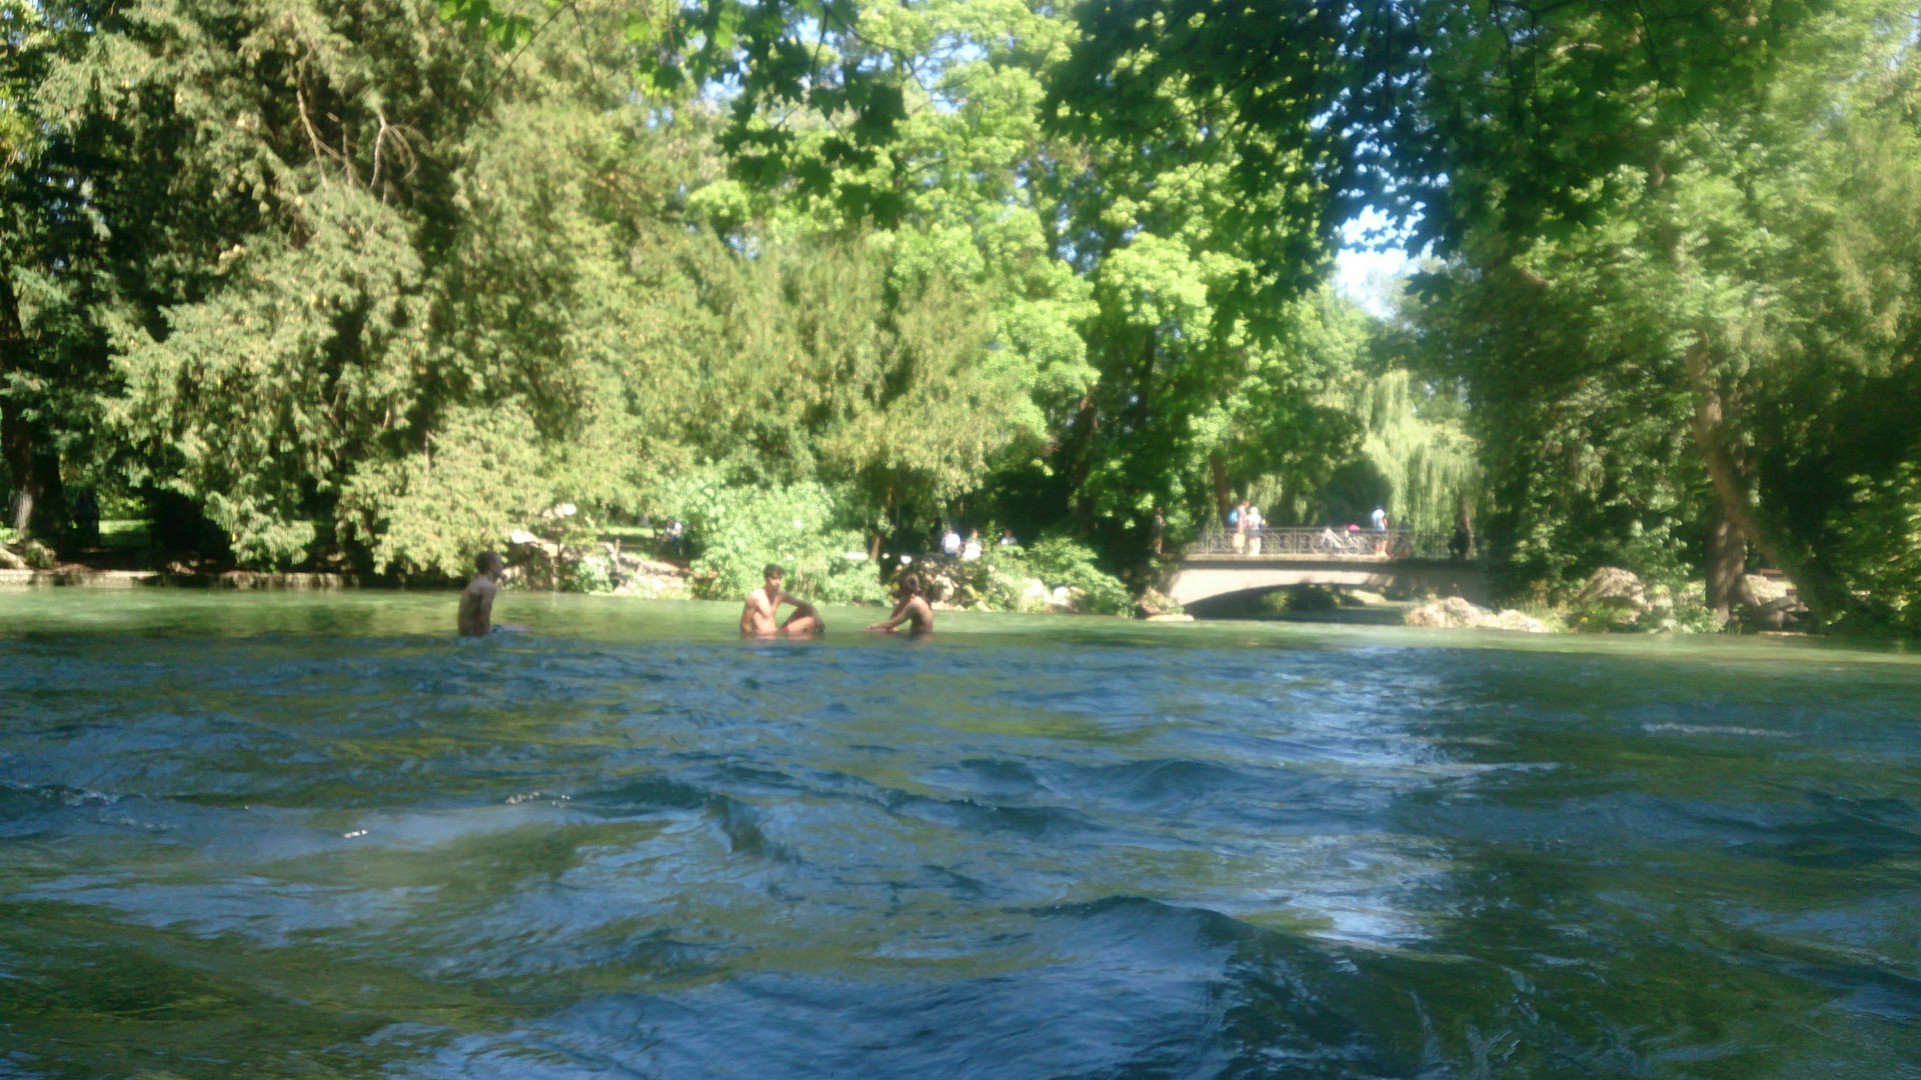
[458,551,505,636]
[867,572,934,636]
[740,563,825,637]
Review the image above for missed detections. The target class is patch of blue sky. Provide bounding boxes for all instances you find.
[1335,207,1425,318]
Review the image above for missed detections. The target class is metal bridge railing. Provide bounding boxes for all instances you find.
[1187,526,1451,560]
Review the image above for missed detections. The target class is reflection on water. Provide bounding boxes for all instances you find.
[1,592,1917,1078]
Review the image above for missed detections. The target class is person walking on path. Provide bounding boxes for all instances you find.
[1151,507,1165,558]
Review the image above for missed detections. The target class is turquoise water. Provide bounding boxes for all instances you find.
[1,591,1917,1078]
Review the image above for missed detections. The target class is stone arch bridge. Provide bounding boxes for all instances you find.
[1167,529,1489,613]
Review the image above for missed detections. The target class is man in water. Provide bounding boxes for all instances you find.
[740,564,825,637]
[458,551,505,636]
[867,572,934,635]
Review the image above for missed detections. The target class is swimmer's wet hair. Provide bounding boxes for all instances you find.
[476,550,502,572]
[763,563,785,578]
[899,572,921,595]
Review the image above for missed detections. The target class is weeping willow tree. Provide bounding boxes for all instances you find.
[1239,368,1477,535]
[1346,370,1479,536]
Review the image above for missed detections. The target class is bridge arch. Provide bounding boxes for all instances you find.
[1167,556,1490,612]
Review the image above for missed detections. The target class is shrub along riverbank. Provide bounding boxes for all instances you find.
[2,522,1148,617]
[489,531,1144,617]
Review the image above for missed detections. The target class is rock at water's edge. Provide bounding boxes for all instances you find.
[1406,596,1549,633]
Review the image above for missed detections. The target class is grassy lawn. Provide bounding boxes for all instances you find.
[98,519,153,549]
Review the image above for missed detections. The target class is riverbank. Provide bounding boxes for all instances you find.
[0,526,1137,616]
[0,568,358,589]
[1399,566,1807,635]
[0,531,1813,636]
[0,587,1901,659]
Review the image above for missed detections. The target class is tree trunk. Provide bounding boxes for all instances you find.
[1,402,33,534]
[1683,338,1816,621]
[868,485,890,561]
[0,270,64,538]
[1704,502,1747,626]
[0,270,35,534]
[1653,159,1830,624]
[1208,451,1231,524]
[1061,394,1100,513]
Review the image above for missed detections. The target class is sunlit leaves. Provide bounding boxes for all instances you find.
[437,0,535,47]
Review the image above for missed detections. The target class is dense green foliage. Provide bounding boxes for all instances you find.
[1,0,1400,604]
[4,0,1915,629]
[1047,0,1921,629]
[659,472,881,604]
[1371,1,1921,626]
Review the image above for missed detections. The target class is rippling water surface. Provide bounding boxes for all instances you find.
[2,591,1918,1078]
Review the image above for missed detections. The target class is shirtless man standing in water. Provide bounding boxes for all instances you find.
[458,551,505,636]
[740,564,825,637]
[867,572,933,635]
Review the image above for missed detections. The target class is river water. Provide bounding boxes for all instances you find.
[1,592,1917,1078]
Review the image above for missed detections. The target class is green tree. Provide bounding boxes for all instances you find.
[14,0,727,573]
[650,232,1026,559]
[0,0,120,534]
[1054,0,1921,628]
[1397,2,1921,624]
[496,0,1378,577]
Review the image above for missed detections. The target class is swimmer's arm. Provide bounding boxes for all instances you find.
[778,593,820,626]
[866,598,912,631]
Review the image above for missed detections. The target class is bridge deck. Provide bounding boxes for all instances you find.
[1180,554,1474,569]
[1183,553,1398,565]
[1188,526,1458,561]
[1167,552,1489,608]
